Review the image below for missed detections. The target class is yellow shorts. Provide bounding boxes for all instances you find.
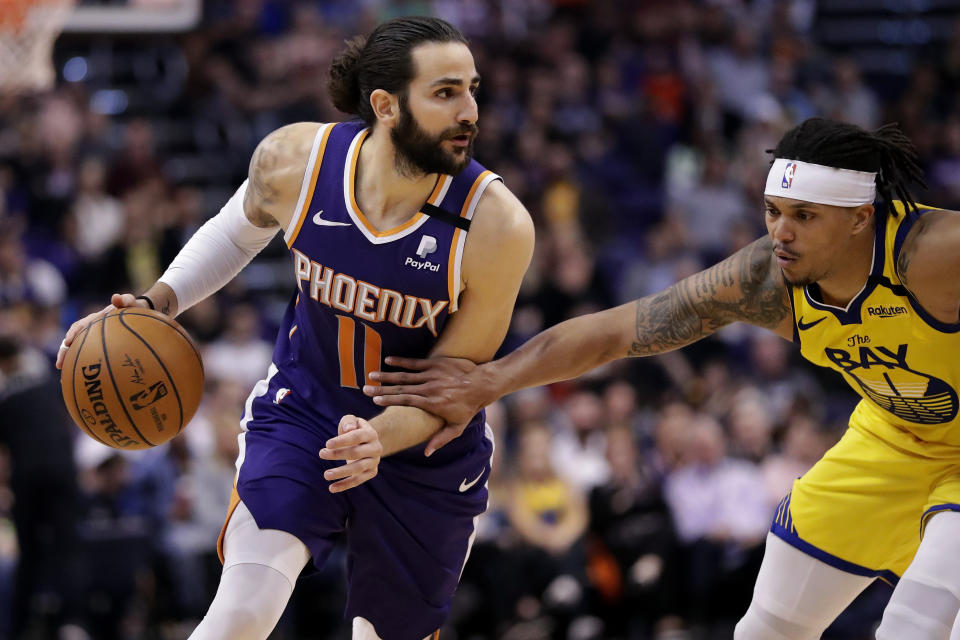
[773,419,960,583]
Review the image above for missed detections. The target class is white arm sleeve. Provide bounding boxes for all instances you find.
[158,180,280,314]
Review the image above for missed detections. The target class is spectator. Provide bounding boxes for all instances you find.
[664,415,770,629]
[0,230,67,308]
[201,303,273,388]
[550,390,610,493]
[506,422,590,636]
[0,333,82,639]
[588,426,682,638]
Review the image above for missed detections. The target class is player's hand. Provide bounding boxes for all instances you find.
[363,356,491,456]
[318,415,382,492]
[56,293,149,370]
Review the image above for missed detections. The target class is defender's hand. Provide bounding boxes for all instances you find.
[363,356,491,456]
[319,415,382,492]
[56,293,149,370]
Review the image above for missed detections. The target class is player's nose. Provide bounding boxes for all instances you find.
[769,217,795,244]
[458,93,478,125]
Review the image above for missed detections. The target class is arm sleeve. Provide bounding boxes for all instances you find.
[158,180,280,314]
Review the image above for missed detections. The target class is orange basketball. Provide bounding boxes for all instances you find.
[61,307,204,450]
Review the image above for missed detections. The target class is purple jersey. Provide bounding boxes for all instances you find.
[229,121,500,639]
[261,120,497,464]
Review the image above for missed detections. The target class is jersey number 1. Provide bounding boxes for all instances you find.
[336,316,382,388]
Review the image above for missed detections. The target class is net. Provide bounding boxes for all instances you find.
[0,0,75,94]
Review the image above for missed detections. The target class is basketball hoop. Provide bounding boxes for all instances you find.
[0,0,75,95]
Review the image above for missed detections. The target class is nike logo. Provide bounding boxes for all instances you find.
[312,210,351,227]
[797,316,827,331]
[459,469,485,493]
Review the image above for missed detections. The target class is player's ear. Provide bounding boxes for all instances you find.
[851,203,874,235]
[370,89,399,128]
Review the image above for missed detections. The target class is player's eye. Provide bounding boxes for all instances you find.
[436,88,452,98]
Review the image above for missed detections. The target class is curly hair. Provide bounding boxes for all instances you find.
[772,117,926,214]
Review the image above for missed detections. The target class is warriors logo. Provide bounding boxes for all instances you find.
[825,344,958,424]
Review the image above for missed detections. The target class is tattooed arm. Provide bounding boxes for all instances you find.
[56,123,320,369]
[243,122,320,229]
[132,122,318,317]
[365,237,794,445]
[487,235,792,383]
[630,236,794,354]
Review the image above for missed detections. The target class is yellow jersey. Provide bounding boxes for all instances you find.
[791,200,960,457]
[778,201,960,579]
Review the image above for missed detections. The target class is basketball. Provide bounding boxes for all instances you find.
[61,307,204,450]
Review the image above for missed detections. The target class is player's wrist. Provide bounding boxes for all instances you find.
[477,361,507,407]
[141,283,179,317]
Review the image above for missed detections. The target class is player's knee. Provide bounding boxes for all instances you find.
[190,564,295,640]
[876,579,959,640]
[735,602,819,640]
[876,604,952,640]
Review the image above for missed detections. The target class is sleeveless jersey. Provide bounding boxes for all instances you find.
[790,200,960,455]
[260,121,499,462]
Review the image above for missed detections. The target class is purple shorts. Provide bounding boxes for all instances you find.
[235,397,492,640]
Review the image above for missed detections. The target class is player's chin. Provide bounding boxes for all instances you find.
[781,266,814,287]
[445,148,472,172]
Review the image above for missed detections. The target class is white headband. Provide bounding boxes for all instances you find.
[765,158,876,207]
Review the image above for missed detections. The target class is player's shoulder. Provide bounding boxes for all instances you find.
[460,177,534,284]
[896,201,960,260]
[893,201,960,311]
[246,123,329,227]
[249,122,328,191]
[254,122,327,166]
[471,178,534,243]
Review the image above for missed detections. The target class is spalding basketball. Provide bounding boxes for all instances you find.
[61,307,204,450]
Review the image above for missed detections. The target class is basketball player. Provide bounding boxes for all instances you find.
[56,17,534,640]
[365,117,960,639]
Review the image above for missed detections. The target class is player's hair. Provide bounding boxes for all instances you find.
[328,16,467,126]
[772,117,926,214]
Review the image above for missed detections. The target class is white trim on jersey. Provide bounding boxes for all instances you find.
[341,129,452,245]
[458,422,497,580]
[449,171,500,313]
[284,123,333,245]
[236,363,279,478]
[432,173,453,207]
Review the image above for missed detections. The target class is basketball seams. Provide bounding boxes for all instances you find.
[68,318,110,447]
[122,308,204,377]
[117,309,187,434]
[101,313,157,447]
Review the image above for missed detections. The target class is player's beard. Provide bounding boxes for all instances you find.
[781,272,815,287]
[391,96,477,178]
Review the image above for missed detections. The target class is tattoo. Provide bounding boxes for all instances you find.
[161,301,170,315]
[896,215,929,290]
[628,237,790,356]
[245,128,297,228]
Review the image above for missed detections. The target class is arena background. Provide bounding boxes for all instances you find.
[2,0,960,638]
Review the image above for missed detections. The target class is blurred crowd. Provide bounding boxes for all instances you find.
[3,0,960,638]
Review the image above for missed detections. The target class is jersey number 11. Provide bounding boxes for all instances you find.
[336,316,382,388]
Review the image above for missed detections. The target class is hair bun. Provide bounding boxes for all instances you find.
[328,35,366,115]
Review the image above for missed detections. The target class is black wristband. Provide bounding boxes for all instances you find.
[135,295,156,310]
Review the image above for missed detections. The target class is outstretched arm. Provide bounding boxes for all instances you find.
[367,236,794,441]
